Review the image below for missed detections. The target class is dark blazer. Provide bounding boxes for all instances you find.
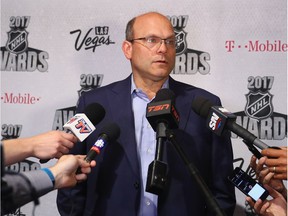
[57,75,236,216]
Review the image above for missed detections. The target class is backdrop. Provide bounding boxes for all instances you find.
[1,0,287,215]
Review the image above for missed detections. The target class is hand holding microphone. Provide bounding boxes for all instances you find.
[40,103,106,163]
[3,131,77,166]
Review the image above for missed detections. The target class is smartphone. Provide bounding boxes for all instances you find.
[228,167,269,202]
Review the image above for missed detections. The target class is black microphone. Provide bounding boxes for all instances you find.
[84,122,120,163]
[145,88,180,195]
[146,88,179,131]
[191,97,269,150]
[40,103,106,163]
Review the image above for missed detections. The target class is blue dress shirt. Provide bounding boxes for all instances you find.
[131,76,169,216]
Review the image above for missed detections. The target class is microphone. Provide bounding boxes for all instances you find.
[191,97,269,150]
[146,88,179,131]
[145,88,180,195]
[84,122,120,163]
[62,103,105,142]
[40,103,106,163]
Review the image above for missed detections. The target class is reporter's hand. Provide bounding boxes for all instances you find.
[261,147,287,180]
[30,131,78,160]
[3,131,78,166]
[49,155,96,189]
[246,184,287,216]
[250,155,287,200]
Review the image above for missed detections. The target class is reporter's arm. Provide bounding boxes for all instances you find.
[3,131,77,166]
[1,155,95,214]
[1,169,53,214]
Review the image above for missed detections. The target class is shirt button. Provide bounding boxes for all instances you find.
[147,147,153,154]
[134,182,139,189]
[146,201,151,206]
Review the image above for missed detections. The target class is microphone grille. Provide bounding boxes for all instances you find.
[84,103,106,125]
[100,123,121,142]
[153,88,175,102]
[191,97,213,118]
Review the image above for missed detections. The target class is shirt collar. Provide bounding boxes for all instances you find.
[130,74,170,95]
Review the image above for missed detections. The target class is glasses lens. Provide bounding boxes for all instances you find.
[133,37,176,49]
[165,39,176,47]
[145,37,161,49]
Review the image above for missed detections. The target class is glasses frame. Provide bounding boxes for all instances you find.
[129,36,176,49]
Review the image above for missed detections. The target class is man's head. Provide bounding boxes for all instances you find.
[122,12,176,83]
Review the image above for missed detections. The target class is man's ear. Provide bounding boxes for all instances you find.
[122,41,132,60]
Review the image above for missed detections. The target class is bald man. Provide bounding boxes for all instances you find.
[57,12,236,216]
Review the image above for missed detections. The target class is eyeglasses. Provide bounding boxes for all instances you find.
[129,36,176,49]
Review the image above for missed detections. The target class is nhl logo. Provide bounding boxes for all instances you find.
[78,87,93,97]
[174,29,187,55]
[6,30,28,54]
[245,91,273,120]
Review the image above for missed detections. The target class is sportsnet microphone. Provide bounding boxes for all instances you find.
[40,103,105,163]
[191,97,269,150]
[84,122,120,163]
[145,88,179,195]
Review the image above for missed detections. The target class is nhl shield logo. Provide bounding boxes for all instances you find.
[245,91,273,120]
[174,29,187,55]
[6,30,28,54]
[78,87,93,97]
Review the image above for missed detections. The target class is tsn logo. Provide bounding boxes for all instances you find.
[147,104,170,112]
[147,103,180,122]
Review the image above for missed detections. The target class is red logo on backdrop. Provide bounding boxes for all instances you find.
[6,30,28,54]
[245,91,273,120]
[1,92,41,104]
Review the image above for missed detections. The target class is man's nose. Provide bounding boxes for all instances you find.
[157,40,168,52]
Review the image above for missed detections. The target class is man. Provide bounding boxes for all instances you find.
[57,12,236,216]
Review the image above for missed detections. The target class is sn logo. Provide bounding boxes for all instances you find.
[209,112,221,130]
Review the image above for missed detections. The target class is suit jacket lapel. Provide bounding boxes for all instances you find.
[106,75,141,178]
[169,77,193,131]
